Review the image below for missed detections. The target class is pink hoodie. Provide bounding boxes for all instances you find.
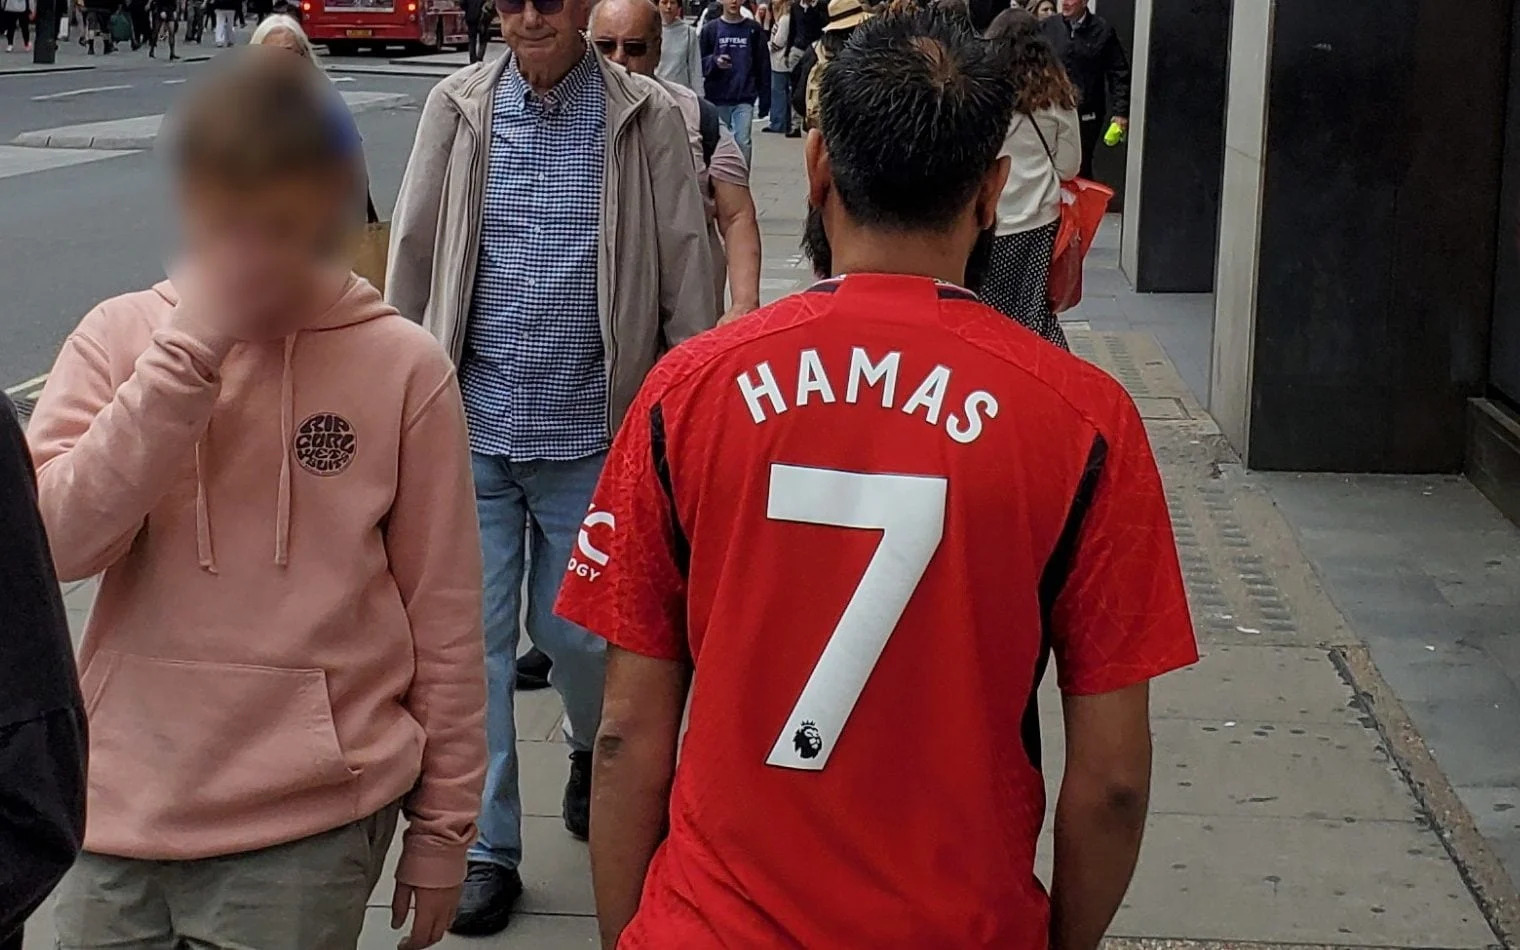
[27,277,487,890]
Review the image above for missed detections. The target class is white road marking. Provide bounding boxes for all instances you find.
[4,373,49,397]
[163,78,187,84]
[30,84,133,101]
[330,76,355,83]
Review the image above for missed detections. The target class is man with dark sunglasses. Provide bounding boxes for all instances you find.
[388,0,714,935]
[591,0,762,325]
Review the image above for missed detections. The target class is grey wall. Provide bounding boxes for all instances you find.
[1210,0,1270,457]
[1120,0,1230,292]
[1214,0,1508,473]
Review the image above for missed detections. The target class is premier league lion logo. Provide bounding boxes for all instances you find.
[793,721,824,760]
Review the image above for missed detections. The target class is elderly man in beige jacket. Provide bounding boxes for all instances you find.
[386,0,713,935]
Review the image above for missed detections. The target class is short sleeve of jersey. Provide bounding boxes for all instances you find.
[554,384,689,662]
[1052,394,1198,695]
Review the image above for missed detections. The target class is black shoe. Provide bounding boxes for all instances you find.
[785,129,802,138]
[448,862,523,937]
[564,750,591,840]
[515,646,552,691]
[761,126,782,134]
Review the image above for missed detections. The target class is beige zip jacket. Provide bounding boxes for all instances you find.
[386,51,716,431]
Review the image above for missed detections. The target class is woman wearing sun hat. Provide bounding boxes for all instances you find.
[789,0,869,130]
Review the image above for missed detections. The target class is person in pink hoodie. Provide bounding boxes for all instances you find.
[26,52,487,950]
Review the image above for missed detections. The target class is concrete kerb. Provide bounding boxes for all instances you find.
[10,91,411,150]
[0,62,96,76]
[1331,644,1520,949]
[325,62,457,79]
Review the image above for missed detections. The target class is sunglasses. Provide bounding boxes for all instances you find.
[493,0,565,14]
[592,37,649,56]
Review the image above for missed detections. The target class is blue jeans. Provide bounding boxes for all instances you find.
[715,101,754,168]
[767,70,792,132]
[470,451,609,871]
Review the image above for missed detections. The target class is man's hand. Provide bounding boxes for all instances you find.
[1113,116,1128,132]
[391,882,463,950]
[718,301,757,326]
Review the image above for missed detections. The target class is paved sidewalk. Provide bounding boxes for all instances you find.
[22,129,1518,949]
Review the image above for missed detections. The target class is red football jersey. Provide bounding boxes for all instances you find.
[556,274,1197,949]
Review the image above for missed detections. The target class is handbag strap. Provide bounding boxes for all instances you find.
[1025,110,1065,193]
[1027,110,1056,166]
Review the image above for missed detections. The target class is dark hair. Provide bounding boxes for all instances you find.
[169,49,360,188]
[819,24,853,55]
[818,9,1016,232]
[985,6,1076,112]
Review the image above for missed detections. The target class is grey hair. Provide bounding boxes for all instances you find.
[250,14,318,60]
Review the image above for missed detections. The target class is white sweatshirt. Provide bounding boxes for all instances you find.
[995,105,1082,236]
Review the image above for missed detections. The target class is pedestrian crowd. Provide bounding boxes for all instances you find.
[56,0,292,57]
[2,1,1166,949]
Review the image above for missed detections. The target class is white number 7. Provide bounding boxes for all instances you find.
[765,464,947,771]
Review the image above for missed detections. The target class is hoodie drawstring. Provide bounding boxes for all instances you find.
[193,334,296,572]
[194,441,217,574]
[275,334,295,567]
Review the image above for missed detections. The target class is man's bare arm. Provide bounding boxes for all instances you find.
[1050,681,1153,950]
[713,179,762,324]
[590,645,691,950]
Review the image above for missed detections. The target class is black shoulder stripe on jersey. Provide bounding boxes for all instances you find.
[1022,432,1109,772]
[649,402,692,578]
[935,285,979,302]
[804,278,843,295]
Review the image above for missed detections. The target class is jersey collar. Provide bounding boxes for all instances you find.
[805,274,980,303]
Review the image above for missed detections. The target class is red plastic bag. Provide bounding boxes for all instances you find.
[1048,177,1114,313]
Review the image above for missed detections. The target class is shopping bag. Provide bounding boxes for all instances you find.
[1047,176,1114,313]
[109,9,131,42]
[352,192,389,291]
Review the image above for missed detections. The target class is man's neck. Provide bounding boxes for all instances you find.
[829,231,973,288]
[721,10,743,21]
[518,51,580,96]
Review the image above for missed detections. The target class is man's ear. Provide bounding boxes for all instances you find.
[975,155,1012,232]
[805,128,831,209]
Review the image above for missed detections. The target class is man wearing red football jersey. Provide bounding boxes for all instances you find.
[556,10,1198,949]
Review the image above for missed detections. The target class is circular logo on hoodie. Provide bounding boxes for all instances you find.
[294,413,357,476]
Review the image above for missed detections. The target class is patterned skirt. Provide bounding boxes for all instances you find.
[975,221,1068,350]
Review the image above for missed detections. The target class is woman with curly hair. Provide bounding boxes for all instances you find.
[978,6,1080,347]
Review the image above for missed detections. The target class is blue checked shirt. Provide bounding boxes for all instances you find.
[460,50,609,461]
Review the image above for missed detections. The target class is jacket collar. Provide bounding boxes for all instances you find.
[443,43,653,136]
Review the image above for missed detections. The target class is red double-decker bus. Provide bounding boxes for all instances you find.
[303,0,469,54]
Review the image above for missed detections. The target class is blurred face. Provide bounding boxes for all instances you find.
[1034,0,1054,17]
[178,172,354,322]
[658,0,680,22]
[721,0,740,17]
[1059,0,1085,16]
[591,0,660,73]
[496,0,590,84]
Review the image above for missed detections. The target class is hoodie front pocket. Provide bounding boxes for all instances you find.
[86,652,361,841]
